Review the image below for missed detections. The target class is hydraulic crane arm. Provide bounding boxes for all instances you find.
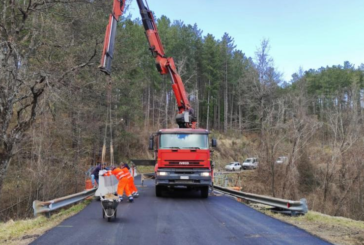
[99,0,196,128]
[99,0,126,74]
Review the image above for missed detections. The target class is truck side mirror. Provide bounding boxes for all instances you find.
[148,137,154,150]
[211,138,217,147]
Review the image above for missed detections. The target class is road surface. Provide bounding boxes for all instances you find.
[31,177,332,245]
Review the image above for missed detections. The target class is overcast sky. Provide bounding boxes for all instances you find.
[125,0,364,82]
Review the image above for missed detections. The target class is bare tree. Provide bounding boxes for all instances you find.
[0,0,96,199]
[253,39,281,131]
[259,99,287,197]
[319,85,362,213]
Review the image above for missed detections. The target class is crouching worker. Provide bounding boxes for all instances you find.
[122,163,139,197]
[102,164,134,202]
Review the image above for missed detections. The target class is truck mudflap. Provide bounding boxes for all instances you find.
[155,168,212,187]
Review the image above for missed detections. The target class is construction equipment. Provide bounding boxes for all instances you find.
[100,0,216,198]
[101,194,120,222]
[97,171,120,221]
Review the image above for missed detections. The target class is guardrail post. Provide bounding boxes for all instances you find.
[224,177,228,187]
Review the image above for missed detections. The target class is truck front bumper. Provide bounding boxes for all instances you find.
[155,169,212,187]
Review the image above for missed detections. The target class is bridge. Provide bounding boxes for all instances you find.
[30,176,331,245]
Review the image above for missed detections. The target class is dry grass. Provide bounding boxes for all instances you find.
[136,166,154,174]
[253,207,364,245]
[0,200,91,245]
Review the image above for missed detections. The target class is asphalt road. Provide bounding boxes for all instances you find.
[31,178,332,245]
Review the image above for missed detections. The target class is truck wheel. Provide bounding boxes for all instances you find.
[156,186,162,197]
[200,186,209,198]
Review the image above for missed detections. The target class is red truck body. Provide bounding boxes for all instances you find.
[151,128,214,198]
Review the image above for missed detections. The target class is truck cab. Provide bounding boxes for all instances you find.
[149,128,216,198]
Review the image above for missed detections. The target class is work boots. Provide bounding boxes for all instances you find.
[118,195,123,202]
[128,195,134,203]
[132,192,139,198]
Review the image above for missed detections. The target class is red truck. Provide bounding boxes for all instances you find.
[100,0,217,198]
[149,128,216,198]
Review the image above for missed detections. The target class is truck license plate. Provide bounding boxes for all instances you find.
[180,176,189,180]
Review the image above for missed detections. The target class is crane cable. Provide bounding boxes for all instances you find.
[101,77,114,166]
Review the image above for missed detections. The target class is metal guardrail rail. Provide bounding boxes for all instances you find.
[213,185,308,215]
[33,173,307,216]
[33,188,96,216]
[141,173,155,186]
[138,172,307,215]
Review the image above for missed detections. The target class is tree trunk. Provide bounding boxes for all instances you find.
[145,84,150,130]
[152,87,155,129]
[218,93,221,130]
[224,68,228,133]
[230,84,234,130]
[196,78,199,127]
[0,154,11,200]
[164,86,168,128]
[239,103,242,133]
[206,79,211,129]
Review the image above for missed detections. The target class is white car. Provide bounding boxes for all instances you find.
[242,158,258,169]
[225,162,242,171]
[276,156,288,164]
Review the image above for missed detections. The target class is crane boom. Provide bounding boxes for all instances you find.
[100,0,125,74]
[100,0,196,128]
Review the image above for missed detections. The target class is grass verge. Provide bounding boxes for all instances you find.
[0,200,91,245]
[253,205,364,245]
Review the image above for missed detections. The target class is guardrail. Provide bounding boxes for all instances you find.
[213,185,308,215]
[33,188,96,216]
[33,173,307,216]
[138,172,307,215]
[141,173,155,186]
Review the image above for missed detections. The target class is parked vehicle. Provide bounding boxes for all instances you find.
[276,156,288,164]
[225,162,242,171]
[242,158,258,169]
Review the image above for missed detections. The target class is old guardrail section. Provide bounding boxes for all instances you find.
[33,188,96,216]
[213,185,308,215]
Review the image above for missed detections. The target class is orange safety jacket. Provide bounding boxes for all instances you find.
[104,167,132,180]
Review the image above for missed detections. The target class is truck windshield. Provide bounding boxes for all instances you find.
[160,134,208,149]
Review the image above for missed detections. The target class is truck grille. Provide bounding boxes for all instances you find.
[166,160,203,167]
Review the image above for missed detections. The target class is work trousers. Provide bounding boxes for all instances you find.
[117,178,131,197]
[128,177,138,193]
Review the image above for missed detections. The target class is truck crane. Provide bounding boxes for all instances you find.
[100,0,217,198]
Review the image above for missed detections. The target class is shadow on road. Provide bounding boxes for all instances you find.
[157,187,209,199]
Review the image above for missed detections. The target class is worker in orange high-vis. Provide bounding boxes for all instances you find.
[102,164,134,202]
[122,163,139,197]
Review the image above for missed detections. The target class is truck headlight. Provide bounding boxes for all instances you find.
[201,172,211,177]
[157,172,168,176]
